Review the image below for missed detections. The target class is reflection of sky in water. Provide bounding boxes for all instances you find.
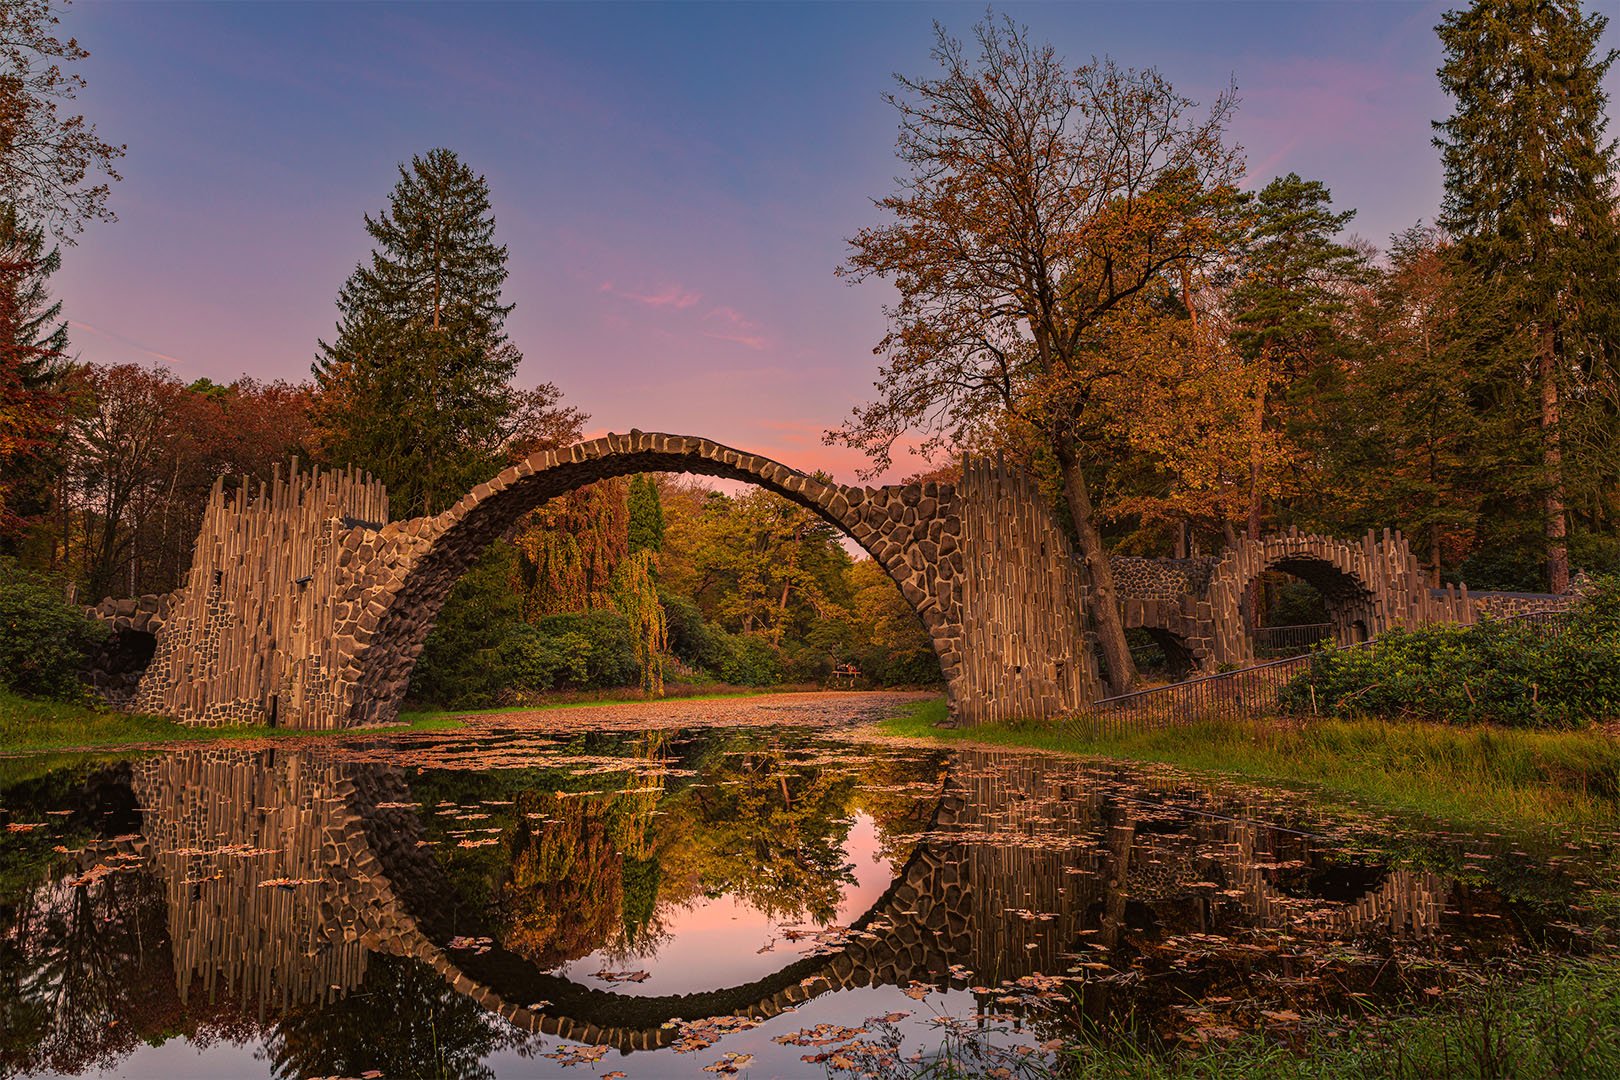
[554,811,896,996]
[51,986,1037,1080]
[497,986,1040,1079]
[5,728,1612,1080]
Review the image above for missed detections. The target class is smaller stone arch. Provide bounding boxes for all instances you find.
[1111,529,1481,673]
[1204,530,1445,667]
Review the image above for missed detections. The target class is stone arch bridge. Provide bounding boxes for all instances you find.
[107,432,1094,728]
[89,433,1564,727]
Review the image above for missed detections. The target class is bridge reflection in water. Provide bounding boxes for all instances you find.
[86,734,1541,1071]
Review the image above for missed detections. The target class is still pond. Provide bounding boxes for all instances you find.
[0,706,1613,1078]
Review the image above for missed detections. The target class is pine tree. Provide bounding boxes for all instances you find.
[313,148,524,517]
[1227,173,1369,541]
[0,203,71,542]
[1434,0,1620,591]
[627,474,665,554]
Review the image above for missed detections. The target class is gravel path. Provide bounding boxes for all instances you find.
[439,690,938,734]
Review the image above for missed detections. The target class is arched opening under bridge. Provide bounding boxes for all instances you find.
[130,433,1098,728]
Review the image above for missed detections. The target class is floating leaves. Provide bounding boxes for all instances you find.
[592,968,652,984]
[702,1052,754,1074]
[541,1043,610,1066]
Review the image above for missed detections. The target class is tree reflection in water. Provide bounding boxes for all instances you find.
[0,729,1608,1078]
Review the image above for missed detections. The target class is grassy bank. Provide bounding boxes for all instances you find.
[881,699,1620,829]
[1037,955,1620,1080]
[1064,956,1620,1079]
[0,689,464,755]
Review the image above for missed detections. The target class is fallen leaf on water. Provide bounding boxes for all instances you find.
[592,968,651,983]
[703,1052,754,1074]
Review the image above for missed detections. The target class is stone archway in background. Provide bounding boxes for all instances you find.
[1206,532,1421,667]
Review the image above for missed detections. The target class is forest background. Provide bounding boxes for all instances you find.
[2,0,1619,707]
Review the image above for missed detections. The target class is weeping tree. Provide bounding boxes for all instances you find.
[613,547,667,695]
[830,14,1248,694]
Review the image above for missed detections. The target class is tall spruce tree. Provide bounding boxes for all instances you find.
[0,203,71,541]
[313,148,523,517]
[1434,0,1620,591]
[1227,174,1369,541]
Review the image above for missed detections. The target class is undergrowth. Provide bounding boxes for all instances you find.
[880,698,1620,830]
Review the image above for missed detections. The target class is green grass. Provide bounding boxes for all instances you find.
[1064,957,1620,1079]
[880,698,1620,830]
[1062,956,1620,1080]
[0,688,463,755]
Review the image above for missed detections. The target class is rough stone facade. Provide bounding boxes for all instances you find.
[1113,528,1496,673]
[83,591,174,706]
[109,433,1099,728]
[127,463,390,727]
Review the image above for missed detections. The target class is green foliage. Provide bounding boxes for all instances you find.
[410,542,525,707]
[1229,173,1367,366]
[503,610,641,694]
[0,558,103,700]
[1281,578,1620,727]
[1433,0,1620,589]
[312,147,534,518]
[627,473,664,554]
[612,548,666,694]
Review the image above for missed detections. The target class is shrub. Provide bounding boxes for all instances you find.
[1281,576,1620,727]
[701,628,782,686]
[410,543,525,707]
[0,559,107,702]
[506,610,640,693]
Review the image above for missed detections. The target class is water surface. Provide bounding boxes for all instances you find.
[0,719,1612,1079]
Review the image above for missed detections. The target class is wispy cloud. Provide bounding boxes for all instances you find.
[69,320,187,367]
[599,280,703,309]
[703,304,768,350]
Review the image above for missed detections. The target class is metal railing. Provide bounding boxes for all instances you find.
[1079,608,1576,733]
[1251,623,1332,659]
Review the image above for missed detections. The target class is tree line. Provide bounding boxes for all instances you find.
[1,0,1617,704]
[831,0,1620,693]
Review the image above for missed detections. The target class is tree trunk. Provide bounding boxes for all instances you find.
[1429,521,1442,590]
[1056,439,1138,697]
[1244,383,1268,627]
[1540,325,1569,593]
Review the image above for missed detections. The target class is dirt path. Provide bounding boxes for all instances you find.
[2,691,941,759]
[433,689,938,734]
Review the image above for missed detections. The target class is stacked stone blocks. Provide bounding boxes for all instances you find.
[115,433,1098,728]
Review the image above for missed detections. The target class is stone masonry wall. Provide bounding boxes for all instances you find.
[116,433,1100,728]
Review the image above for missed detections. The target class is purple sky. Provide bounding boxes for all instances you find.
[54,1,1619,483]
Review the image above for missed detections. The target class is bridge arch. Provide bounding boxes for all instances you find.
[124,432,1098,728]
[344,432,961,724]
[1206,534,1387,667]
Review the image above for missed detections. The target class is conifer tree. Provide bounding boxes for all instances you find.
[313,148,526,517]
[627,474,665,554]
[0,203,71,540]
[1227,174,1369,540]
[1434,0,1620,591]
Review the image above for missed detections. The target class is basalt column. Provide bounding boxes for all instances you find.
[952,458,1098,724]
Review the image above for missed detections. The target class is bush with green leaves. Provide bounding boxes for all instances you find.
[1281,576,1620,727]
[503,610,640,693]
[0,559,107,702]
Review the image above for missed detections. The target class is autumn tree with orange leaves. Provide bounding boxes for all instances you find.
[830,14,1249,693]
